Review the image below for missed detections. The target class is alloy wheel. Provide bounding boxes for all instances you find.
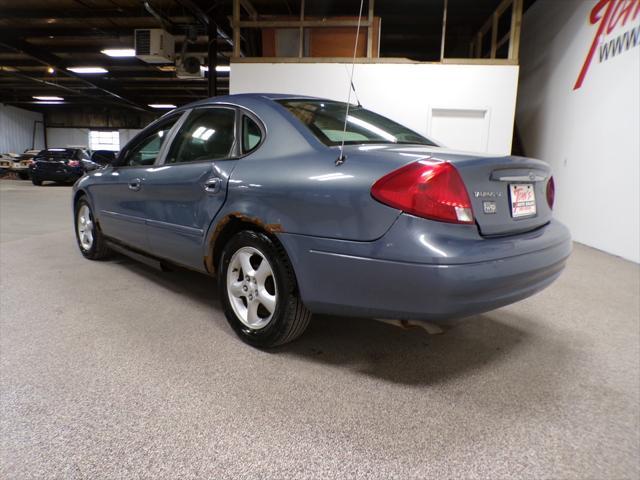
[226,246,277,329]
[76,204,94,251]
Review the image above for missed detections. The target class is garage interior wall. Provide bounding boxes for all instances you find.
[0,104,45,154]
[46,128,142,150]
[230,63,520,156]
[517,0,640,263]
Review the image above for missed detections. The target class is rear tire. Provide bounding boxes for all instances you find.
[31,176,42,186]
[219,230,311,348]
[74,197,110,260]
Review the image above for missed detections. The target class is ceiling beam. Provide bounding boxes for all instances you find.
[0,70,155,108]
[0,35,150,112]
[0,9,149,19]
[171,0,236,51]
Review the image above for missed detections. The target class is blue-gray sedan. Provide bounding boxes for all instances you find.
[72,94,571,347]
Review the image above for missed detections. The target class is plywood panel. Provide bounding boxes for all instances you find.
[259,17,380,58]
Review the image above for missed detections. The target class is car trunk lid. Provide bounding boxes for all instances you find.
[455,157,552,236]
[345,145,553,237]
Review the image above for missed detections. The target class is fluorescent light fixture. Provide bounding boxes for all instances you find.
[33,96,63,101]
[101,48,135,57]
[34,101,64,105]
[200,65,231,73]
[148,103,176,109]
[67,67,108,74]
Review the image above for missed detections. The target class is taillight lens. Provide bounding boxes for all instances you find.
[68,160,80,167]
[371,161,474,224]
[546,176,555,209]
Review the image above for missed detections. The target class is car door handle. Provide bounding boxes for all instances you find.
[204,177,222,194]
[128,178,142,191]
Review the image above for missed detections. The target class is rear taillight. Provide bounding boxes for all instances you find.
[371,161,474,224]
[546,176,555,209]
[68,160,80,167]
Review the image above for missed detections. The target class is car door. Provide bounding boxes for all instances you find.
[92,114,183,251]
[142,106,240,270]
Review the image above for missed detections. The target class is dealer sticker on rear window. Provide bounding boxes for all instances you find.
[509,184,536,218]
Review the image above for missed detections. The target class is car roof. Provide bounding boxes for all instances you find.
[173,93,327,112]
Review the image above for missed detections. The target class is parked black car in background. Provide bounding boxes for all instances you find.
[29,148,107,185]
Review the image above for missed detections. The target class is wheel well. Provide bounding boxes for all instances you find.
[208,216,287,276]
[73,190,86,208]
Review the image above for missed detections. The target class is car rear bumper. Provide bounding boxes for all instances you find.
[31,167,82,182]
[278,216,572,321]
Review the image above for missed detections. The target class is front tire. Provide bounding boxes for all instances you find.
[74,197,110,260]
[219,230,311,348]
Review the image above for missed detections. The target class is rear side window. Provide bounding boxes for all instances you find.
[242,116,262,154]
[36,149,75,159]
[277,99,437,147]
[165,108,236,164]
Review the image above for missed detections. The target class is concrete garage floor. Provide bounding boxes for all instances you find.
[1,179,638,480]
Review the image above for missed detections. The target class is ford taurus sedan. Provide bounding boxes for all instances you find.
[72,94,571,348]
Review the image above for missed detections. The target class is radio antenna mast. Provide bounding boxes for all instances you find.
[336,0,365,166]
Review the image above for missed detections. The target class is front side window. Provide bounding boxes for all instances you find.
[123,117,179,167]
[242,115,262,154]
[277,99,437,147]
[165,108,236,164]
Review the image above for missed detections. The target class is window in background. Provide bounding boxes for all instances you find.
[89,130,120,152]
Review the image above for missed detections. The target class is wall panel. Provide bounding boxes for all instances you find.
[0,104,44,154]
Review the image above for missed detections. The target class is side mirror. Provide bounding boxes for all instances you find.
[91,150,117,166]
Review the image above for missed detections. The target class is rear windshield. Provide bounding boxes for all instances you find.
[36,149,78,159]
[277,99,437,147]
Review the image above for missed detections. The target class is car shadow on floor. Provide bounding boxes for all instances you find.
[277,313,534,386]
[109,253,536,386]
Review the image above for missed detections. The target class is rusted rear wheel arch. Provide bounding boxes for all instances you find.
[207,214,292,280]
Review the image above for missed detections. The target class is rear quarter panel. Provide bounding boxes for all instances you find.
[212,98,401,242]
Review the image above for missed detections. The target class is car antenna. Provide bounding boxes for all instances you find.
[343,64,362,108]
[336,0,365,166]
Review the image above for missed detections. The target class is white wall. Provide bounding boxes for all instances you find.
[46,128,142,150]
[517,0,640,263]
[230,63,520,155]
[0,104,44,153]
[46,127,91,148]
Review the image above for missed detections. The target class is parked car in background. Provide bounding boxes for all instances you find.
[72,94,571,348]
[23,149,42,158]
[0,153,31,179]
[0,154,14,174]
[29,148,103,185]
